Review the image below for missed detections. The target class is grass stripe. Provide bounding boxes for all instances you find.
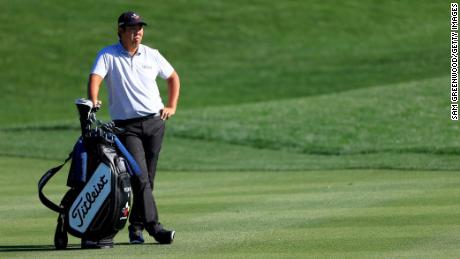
[2,157,460,258]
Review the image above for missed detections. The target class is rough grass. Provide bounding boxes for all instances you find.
[0,0,449,124]
[170,76,457,156]
[1,76,457,171]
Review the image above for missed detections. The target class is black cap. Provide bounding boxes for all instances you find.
[118,11,147,27]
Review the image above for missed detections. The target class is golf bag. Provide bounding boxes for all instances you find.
[38,99,141,249]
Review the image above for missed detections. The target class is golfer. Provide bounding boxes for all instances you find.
[87,11,180,245]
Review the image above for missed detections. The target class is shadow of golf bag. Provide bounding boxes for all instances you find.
[38,99,141,249]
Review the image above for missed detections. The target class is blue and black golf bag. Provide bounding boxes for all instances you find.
[38,99,141,249]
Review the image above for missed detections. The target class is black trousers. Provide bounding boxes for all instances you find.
[114,115,165,232]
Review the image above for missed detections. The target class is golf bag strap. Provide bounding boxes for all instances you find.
[38,153,72,213]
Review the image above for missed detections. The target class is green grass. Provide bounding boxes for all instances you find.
[1,76,458,171]
[171,76,457,155]
[2,157,460,258]
[0,0,450,124]
[0,0,457,258]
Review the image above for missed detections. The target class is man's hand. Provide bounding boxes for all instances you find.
[160,107,176,120]
[93,100,102,108]
[161,71,180,121]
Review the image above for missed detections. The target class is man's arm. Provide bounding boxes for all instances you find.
[87,74,104,107]
[161,71,180,120]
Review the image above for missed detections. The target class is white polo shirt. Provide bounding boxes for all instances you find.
[90,42,174,120]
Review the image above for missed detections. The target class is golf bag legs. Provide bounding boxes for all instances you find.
[53,189,74,250]
[54,213,68,249]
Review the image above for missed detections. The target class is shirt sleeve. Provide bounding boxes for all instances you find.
[90,50,109,78]
[154,50,174,79]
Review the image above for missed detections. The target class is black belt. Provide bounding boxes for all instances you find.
[114,113,159,126]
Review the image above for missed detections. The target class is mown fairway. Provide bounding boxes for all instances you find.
[2,158,460,258]
[0,0,458,258]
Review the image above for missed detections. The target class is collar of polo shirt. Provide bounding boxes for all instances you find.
[118,41,142,56]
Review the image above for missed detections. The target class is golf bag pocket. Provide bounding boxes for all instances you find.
[67,162,112,235]
[67,137,88,188]
[65,155,132,240]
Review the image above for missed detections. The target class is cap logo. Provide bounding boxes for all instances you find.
[118,12,146,27]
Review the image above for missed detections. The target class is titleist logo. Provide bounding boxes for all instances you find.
[69,163,112,233]
[71,175,109,227]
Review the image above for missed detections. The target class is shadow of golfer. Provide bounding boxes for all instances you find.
[116,242,162,246]
[0,242,162,252]
[0,244,80,252]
